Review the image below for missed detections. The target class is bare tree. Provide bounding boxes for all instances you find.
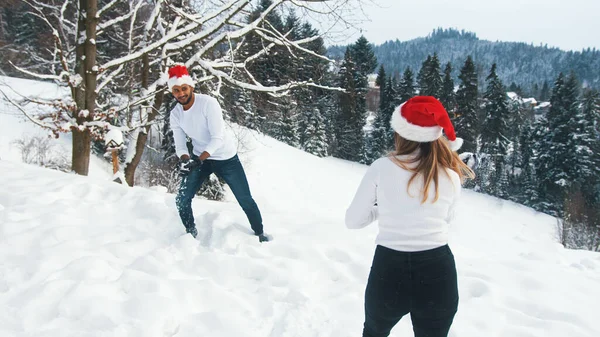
[1,0,365,182]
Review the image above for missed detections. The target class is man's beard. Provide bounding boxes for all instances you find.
[178,94,193,106]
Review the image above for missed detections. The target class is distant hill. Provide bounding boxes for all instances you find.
[328,28,600,93]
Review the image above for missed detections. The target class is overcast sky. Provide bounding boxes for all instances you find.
[315,0,599,51]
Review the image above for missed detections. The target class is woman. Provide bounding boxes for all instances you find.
[346,96,475,337]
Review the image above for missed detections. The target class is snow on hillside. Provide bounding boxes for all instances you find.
[1,76,600,337]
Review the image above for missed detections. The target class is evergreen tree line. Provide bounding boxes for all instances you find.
[421,53,600,252]
[362,51,599,251]
[328,28,600,96]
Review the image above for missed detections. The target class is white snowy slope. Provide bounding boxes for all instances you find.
[1,77,600,337]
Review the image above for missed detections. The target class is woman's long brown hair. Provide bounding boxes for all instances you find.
[388,133,475,204]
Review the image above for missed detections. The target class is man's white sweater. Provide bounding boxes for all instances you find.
[345,155,462,252]
[170,93,237,160]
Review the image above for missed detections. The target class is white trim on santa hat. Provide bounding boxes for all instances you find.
[447,138,463,151]
[168,75,195,91]
[390,103,443,142]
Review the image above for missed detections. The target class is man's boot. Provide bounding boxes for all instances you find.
[186,227,198,238]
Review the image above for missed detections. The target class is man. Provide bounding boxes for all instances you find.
[167,64,269,242]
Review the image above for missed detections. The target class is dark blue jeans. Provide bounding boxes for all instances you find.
[175,154,264,235]
[363,244,459,337]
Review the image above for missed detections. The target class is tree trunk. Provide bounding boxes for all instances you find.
[71,0,98,176]
[124,90,164,186]
[72,128,91,174]
[124,52,164,186]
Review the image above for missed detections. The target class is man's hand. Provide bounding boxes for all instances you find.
[198,151,210,161]
[179,156,201,176]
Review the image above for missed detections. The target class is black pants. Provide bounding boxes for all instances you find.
[175,154,263,235]
[363,244,459,337]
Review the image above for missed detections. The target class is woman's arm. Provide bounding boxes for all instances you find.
[345,163,379,229]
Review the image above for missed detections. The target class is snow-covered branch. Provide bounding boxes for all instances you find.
[144,0,164,36]
[99,20,200,70]
[22,0,59,38]
[167,0,247,28]
[8,62,62,82]
[254,27,328,61]
[196,59,344,95]
[98,0,120,18]
[128,0,146,50]
[100,0,248,71]
[165,0,251,53]
[97,10,135,34]
[96,64,124,93]
[0,88,57,130]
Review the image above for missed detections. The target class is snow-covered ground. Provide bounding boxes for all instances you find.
[1,76,599,337]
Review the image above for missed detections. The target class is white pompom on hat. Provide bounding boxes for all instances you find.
[167,64,195,91]
[390,96,463,151]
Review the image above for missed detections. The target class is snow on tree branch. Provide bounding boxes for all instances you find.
[128,0,146,50]
[100,0,248,71]
[9,62,62,82]
[96,64,124,94]
[254,27,328,61]
[97,10,136,34]
[167,0,248,28]
[98,0,120,18]
[164,0,251,53]
[144,0,164,34]
[196,59,344,96]
[0,88,58,131]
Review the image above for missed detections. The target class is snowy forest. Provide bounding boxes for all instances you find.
[0,1,598,251]
[329,28,600,94]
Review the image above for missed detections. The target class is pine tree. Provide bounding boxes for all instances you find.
[244,0,286,134]
[417,55,431,93]
[480,64,510,154]
[314,68,338,155]
[349,36,377,163]
[439,62,456,115]
[417,54,443,97]
[334,48,363,162]
[570,89,600,196]
[561,87,600,250]
[532,83,540,100]
[282,10,302,80]
[366,65,388,163]
[426,53,443,97]
[505,94,522,187]
[295,87,313,147]
[273,99,299,147]
[351,36,378,79]
[493,155,510,199]
[375,65,386,88]
[517,121,540,207]
[302,107,328,157]
[479,64,510,197]
[391,75,402,107]
[455,56,479,153]
[226,87,256,127]
[398,67,416,103]
[535,73,580,215]
[540,81,550,101]
[384,76,397,149]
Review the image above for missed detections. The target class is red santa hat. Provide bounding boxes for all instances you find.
[390,96,463,151]
[167,64,195,91]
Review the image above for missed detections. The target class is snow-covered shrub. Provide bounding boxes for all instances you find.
[11,134,70,172]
